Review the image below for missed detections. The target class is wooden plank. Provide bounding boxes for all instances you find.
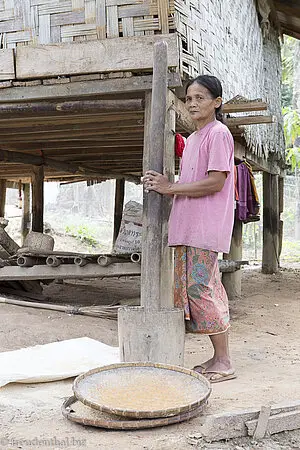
[226,115,276,127]
[31,166,44,232]
[0,262,141,280]
[16,34,179,79]
[141,40,168,310]
[0,73,182,103]
[223,101,268,113]
[0,49,15,81]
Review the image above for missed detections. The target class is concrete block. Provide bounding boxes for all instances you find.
[246,410,300,437]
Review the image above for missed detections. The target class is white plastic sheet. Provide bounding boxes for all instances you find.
[0,337,119,388]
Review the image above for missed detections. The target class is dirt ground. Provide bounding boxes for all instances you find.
[0,268,300,449]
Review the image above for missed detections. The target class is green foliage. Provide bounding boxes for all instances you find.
[282,107,300,170]
[281,36,296,108]
[65,224,98,247]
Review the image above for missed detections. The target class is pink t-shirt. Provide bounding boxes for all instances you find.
[168,120,234,254]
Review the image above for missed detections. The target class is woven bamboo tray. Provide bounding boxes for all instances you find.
[73,362,211,419]
[62,395,205,430]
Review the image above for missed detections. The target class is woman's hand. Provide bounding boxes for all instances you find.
[142,170,173,195]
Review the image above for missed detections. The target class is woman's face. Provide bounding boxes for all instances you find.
[185,83,221,123]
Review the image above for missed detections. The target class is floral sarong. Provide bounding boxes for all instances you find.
[174,246,230,335]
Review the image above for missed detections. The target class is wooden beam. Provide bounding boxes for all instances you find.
[0,99,144,118]
[113,178,125,245]
[227,115,276,127]
[0,263,141,280]
[31,166,44,233]
[141,41,168,310]
[168,91,195,134]
[223,101,268,113]
[262,173,279,274]
[0,149,139,183]
[21,183,30,244]
[0,180,7,217]
[0,74,182,104]
[16,34,179,79]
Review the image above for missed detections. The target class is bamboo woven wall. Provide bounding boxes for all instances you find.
[0,0,175,46]
[0,0,284,159]
[175,0,284,159]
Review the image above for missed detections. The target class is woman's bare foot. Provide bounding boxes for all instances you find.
[193,357,215,373]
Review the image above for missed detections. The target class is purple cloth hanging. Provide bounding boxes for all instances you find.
[236,163,255,221]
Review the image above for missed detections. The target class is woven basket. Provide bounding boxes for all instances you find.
[62,395,206,430]
[73,362,212,419]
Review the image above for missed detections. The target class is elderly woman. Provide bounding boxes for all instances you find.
[143,75,236,383]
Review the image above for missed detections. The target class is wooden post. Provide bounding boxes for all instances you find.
[113,178,125,245]
[0,179,6,217]
[278,176,284,262]
[140,42,168,310]
[160,93,176,307]
[31,166,44,232]
[262,172,279,274]
[118,41,185,366]
[222,219,243,299]
[21,183,30,244]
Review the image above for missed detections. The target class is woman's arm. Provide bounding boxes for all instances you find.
[143,170,227,197]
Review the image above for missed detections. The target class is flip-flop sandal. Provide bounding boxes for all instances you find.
[203,370,237,384]
[192,365,207,374]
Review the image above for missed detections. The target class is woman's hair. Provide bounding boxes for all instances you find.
[185,75,224,123]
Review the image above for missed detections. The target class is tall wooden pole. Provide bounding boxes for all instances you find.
[140,41,168,310]
[21,183,30,244]
[118,41,185,366]
[262,172,279,274]
[222,219,243,299]
[31,166,44,232]
[113,178,125,245]
[160,93,176,307]
[0,180,6,217]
